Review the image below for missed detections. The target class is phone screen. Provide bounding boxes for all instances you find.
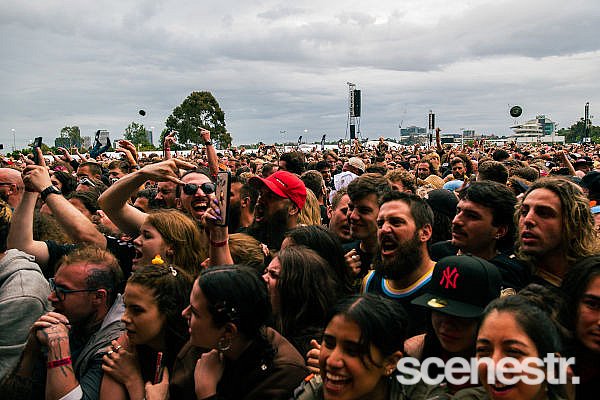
[215,171,231,227]
[33,137,43,164]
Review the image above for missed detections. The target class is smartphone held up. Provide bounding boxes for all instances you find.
[215,171,231,227]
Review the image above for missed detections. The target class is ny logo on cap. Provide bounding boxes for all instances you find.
[440,266,459,289]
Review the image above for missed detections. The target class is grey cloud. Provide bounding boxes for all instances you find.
[257,6,308,20]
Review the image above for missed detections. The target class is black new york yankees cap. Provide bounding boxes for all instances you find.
[412,255,503,318]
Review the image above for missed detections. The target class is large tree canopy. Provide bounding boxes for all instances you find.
[124,121,151,147]
[163,91,231,149]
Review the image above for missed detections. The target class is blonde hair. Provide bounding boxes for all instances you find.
[146,209,205,276]
[298,188,322,226]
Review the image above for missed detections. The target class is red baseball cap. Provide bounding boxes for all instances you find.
[249,171,307,210]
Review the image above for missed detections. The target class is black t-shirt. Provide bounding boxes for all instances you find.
[429,240,531,290]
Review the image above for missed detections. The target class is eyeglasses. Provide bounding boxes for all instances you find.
[49,278,99,301]
[0,182,14,186]
[78,177,96,187]
[182,182,215,196]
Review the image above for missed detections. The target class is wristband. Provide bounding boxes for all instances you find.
[47,356,72,369]
[204,141,213,146]
[210,239,228,247]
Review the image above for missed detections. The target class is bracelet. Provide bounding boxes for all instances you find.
[47,356,72,369]
[210,238,228,247]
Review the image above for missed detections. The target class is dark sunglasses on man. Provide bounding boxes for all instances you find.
[182,182,215,196]
[78,177,96,187]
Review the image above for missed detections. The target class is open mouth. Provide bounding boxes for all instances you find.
[191,200,208,212]
[132,248,143,264]
[520,231,538,244]
[380,236,398,255]
[254,205,265,221]
[489,382,515,394]
[324,372,352,392]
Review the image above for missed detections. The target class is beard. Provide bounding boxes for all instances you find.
[247,206,290,250]
[227,200,242,233]
[373,232,423,281]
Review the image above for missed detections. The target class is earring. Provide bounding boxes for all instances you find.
[217,337,231,353]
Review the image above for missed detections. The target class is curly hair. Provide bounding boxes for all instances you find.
[514,177,600,265]
[385,169,416,194]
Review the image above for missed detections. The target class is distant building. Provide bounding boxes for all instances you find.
[82,136,91,148]
[510,115,555,137]
[400,126,426,136]
[145,129,153,145]
[509,115,563,144]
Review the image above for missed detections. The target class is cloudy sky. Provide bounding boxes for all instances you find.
[1,0,599,150]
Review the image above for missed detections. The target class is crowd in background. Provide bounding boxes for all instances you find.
[0,127,599,400]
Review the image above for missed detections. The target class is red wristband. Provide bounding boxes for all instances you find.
[210,239,228,247]
[47,356,72,369]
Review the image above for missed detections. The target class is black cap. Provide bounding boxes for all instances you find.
[425,189,458,218]
[582,171,600,192]
[412,255,503,318]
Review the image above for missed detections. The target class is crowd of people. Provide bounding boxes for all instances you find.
[0,127,599,400]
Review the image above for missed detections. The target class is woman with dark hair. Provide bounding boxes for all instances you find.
[454,295,568,400]
[100,263,193,400]
[292,293,409,399]
[403,255,503,398]
[165,265,308,400]
[561,255,600,399]
[263,246,340,357]
[282,225,353,294]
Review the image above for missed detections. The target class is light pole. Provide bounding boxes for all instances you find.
[11,129,15,153]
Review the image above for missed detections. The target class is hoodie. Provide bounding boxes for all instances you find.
[0,249,51,381]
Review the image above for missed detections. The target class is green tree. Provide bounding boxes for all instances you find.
[163,91,231,149]
[60,126,82,148]
[124,122,151,147]
[558,120,600,143]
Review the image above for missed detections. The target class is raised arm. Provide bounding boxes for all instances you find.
[10,152,107,267]
[163,131,177,160]
[200,128,219,179]
[99,158,197,236]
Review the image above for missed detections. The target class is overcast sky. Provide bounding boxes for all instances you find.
[1,0,599,151]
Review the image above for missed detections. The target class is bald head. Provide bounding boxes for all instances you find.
[0,168,24,208]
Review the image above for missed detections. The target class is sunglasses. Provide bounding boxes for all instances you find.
[78,177,96,187]
[182,182,215,196]
[49,278,99,301]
